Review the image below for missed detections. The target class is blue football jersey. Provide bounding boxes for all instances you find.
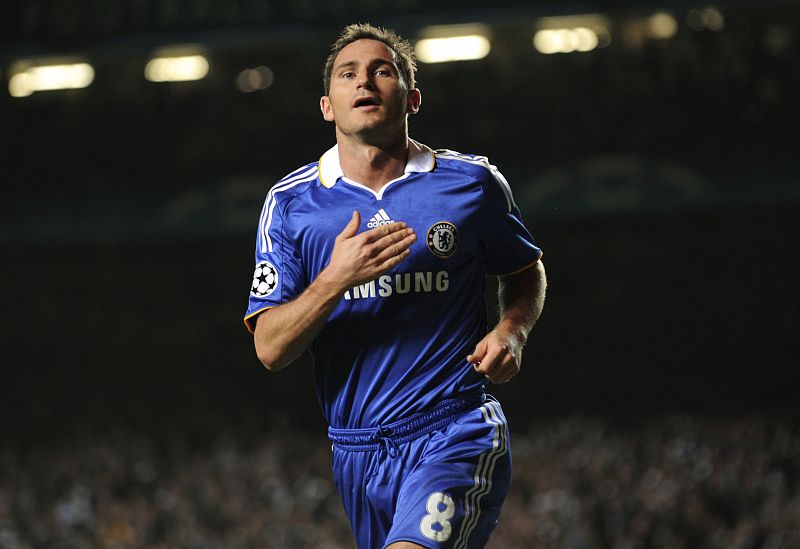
[245,139,542,429]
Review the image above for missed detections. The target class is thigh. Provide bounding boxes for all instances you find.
[333,445,409,549]
[385,399,512,549]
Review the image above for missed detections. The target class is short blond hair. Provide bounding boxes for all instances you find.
[323,23,417,95]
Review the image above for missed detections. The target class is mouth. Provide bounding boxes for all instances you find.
[353,96,381,109]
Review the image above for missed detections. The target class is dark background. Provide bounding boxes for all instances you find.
[2,1,800,547]
[2,0,798,440]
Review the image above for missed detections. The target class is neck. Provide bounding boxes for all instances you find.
[335,129,409,192]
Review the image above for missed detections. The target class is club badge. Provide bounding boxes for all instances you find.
[426,221,459,259]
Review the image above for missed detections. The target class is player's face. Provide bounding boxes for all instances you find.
[321,39,420,143]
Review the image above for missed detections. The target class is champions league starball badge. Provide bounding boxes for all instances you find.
[251,261,278,297]
[426,221,459,258]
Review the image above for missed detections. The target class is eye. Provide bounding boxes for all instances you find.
[375,68,392,77]
[341,71,355,79]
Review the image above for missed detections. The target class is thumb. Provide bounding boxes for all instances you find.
[338,211,361,239]
[467,339,487,366]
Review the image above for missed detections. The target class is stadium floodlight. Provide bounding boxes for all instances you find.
[647,12,678,40]
[145,48,209,82]
[236,66,274,93]
[687,6,724,32]
[533,14,611,54]
[415,24,491,64]
[8,60,94,97]
[534,28,600,54]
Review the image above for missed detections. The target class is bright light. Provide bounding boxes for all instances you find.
[8,73,33,97]
[648,12,678,39]
[703,7,725,31]
[533,14,611,54]
[415,24,491,63]
[574,28,600,51]
[8,62,94,97]
[145,53,209,82]
[534,27,600,54]
[236,66,274,92]
[416,35,491,63]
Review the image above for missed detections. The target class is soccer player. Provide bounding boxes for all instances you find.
[245,23,546,549]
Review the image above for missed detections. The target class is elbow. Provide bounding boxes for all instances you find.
[536,259,547,288]
[252,310,302,372]
[252,311,286,372]
[255,342,286,372]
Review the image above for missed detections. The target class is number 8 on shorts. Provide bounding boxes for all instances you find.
[420,492,456,542]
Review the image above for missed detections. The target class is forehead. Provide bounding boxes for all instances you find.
[334,39,397,68]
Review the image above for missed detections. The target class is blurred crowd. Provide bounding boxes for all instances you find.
[1,414,798,548]
[502,414,800,549]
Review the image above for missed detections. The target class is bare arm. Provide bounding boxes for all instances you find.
[253,211,416,371]
[468,259,547,383]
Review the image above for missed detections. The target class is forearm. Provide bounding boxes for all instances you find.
[496,259,547,342]
[253,270,345,371]
[468,260,546,383]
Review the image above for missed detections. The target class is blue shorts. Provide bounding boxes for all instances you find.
[328,394,512,549]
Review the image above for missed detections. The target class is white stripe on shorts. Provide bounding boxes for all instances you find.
[453,400,508,549]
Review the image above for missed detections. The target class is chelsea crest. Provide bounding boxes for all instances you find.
[426,222,459,259]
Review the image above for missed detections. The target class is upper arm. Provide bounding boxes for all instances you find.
[244,190,305,333]
[477,166,543,275]
[499,259,546,298]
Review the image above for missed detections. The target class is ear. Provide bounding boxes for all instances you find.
[320,96,335,122]
[406,88,421,115]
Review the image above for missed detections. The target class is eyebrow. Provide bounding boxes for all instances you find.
[333,60,357,72]
[333,58,397,73]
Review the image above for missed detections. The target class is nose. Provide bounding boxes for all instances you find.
[357,72,375,89]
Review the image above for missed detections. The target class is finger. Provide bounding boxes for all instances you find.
[494,346,522,383]
[473,347,505,376]
[375,248,412,271]
[467,339,488,366]
[488,358,520,384]
[372,231,417,263]
[362,221,408,243]
[368,227,414,257]
[337,211,361,240]
[373,226,415,249]
[473,338,513,376]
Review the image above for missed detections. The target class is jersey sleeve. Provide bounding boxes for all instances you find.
[479,165,543,275]
[243,193,305,333]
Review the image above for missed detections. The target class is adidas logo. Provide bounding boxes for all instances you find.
[367,208,394,228]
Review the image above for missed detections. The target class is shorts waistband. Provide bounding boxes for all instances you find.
[328,392,485,452]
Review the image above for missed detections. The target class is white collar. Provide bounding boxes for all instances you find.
[318,138,435,189]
